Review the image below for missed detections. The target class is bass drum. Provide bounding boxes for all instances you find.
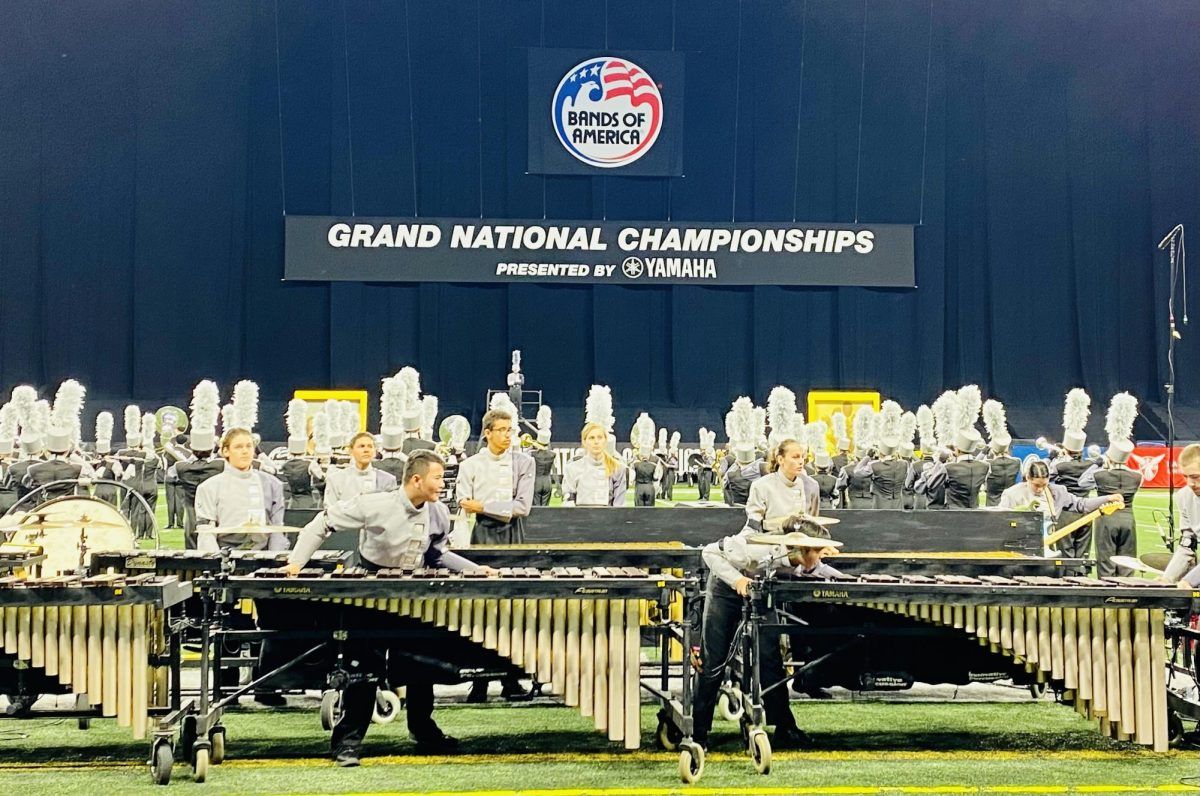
[8,496,136,576]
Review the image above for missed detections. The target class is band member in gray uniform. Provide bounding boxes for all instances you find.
[1000,460,1123,569]
[323,432,397,507]
[915,429,988,509]
[692,439,829,750]
[562,423,627,506]
[285,450,488,765]
[457,408,534,544]
[196,428,288,552]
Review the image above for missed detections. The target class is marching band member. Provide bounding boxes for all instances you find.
[999,460,1123,557]
[811,451,839,510]
[1080,393,1143,577]
[1049,389,1095,564]
[915,428,988,509]
[662,432,680,501]
[692,439,831,750]
[114,409,161,539]
[196,428,287,552]
[561,422,626,506]
[174,432,225,549]
[375,376,408,482]
[322,431,397,506]
[285,450,490,764]
[724,398,766,507]
[694,427,716,501]
[981,400,1019,506]
[629,414,662,507]
[529,406,557,506]
[457,407,534,544]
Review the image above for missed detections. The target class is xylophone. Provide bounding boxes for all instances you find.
[756,574,1195,754]
[200,567,693,751]
[91,548,352,579]
[0,573,191,740]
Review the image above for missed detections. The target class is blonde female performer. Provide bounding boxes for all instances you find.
[560,422,626,506]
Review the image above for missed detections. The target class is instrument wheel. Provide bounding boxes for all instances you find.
[655,716,683,752]
[77,718,91,730]
[192,746,209,783]
[372,689,401,725]
[150,741,173,786]
[749,728,771,775]
[1169,711,1186,744]
[1028,682,1047,700]
[209,727,226,765]
[678,742,705,784]
[718,687,745,722]
[320,690,341,732]
[179,715,198,766]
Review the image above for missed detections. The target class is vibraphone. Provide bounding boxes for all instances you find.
[91,548,352,580]
[0,573,190,741]
[190,567,696,768]
[738,573,1194,769]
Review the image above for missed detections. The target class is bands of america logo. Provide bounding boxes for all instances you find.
[552,57,663,168]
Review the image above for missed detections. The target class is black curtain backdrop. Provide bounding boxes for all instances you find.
[1,1,1197,441]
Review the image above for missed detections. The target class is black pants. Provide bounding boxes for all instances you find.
[1056,510,1092,576]
[331,556,441,753]
[662,469,676,500]
[166,481,183,527]
[693,576,796,745]
[1095,511,1136,578]
[697,471,712,501]
[634,483,655,506]
[533,476,553,506]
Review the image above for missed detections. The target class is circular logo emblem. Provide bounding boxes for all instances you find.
[621,256,644,279]
[552,57,663,169]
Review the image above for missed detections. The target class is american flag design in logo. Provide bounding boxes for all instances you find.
[552,57,664,168]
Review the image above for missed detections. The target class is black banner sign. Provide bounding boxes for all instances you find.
[527,48,685,177]
[284,216,916,287]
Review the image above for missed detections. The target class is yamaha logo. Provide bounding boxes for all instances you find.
[621,256,644,278]
[552,57,663,168]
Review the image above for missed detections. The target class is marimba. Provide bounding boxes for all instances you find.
[91,548,352,580]
[195,567,693,756]
[0,574,190,740]
[745,573,1193,765]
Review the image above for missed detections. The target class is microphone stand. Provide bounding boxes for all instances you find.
[1162,225,1187,547]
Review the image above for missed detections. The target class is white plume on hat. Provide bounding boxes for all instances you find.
[915,405,936,450]
[725,397,760,451]
[286,399,308,437]
[956,385,982,431]
[94,411,113,452]
[511,350,521,373]
[142,413,157,449]
[124,405,142,445]
[931,391,960,449]
[311,411,332,455]
[631,413,656,452]
[804,421,827,455]
[899,411,917,446]
[1105,392,1138,444]
[1063,388,1090,435]
[877,400,903,448]
[0,403,16,443]
[395,367,424,430]
[220,404,236,433]
[190,380,220,431]
[982,399,1010,447]
[766,387,798,448]
[536,405,553,445]
[380,376,404,431]
[421,395,438,440]
[669,431,680,451]
[656,428,667,451]
[10,386,37,432]
[698,426,715,451]
[830,411,847,442]
[489,390,519,419]
[51,379,86,443]
[584,385,615,433]
[851,405,876,451]
[231,380,260,431]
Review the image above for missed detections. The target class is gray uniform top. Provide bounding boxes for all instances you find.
[562,455,627,506]
[289,489,476,572]
[997,481,1110,522]
[703,531,843,590]
[744,470,820,531]
[195,466,287,551]
[322,464,397,507]
[456,447,535,522]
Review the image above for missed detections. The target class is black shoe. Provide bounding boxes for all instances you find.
[253,692,287,707]
[413,733,460,755]
[466,682,488,703]
[500,680,531,701]
[804,688,833,700]
[334,747,360,767]
[772,725,812,749]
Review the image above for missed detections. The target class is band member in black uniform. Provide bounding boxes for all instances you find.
[530,406,557,506]
[24,422,89,501]
[981,400,1019,507]
[695,428,716,501]
[115,409,160,540]
[856,435,908,509]
[661,432,680,501]
[811,451,839,510]
[916,428,987,509]
[175,427,224,549]
[1049,388,1094,566]
[1080,393,1143,577]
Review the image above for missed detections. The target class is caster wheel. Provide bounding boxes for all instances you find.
[193,746,209,783]
[372,689,401,725]
[209,727,226,765]
[655,718,683,752]
[1029,682,1047,699]
[1169,712,1185,744]
[151,741,173,786]
[749,728,772,775]
[320,690,341,732]
[678,742,705,784]
[77,718,91,730]
[179,716,198,766]
[718,688,744,722]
